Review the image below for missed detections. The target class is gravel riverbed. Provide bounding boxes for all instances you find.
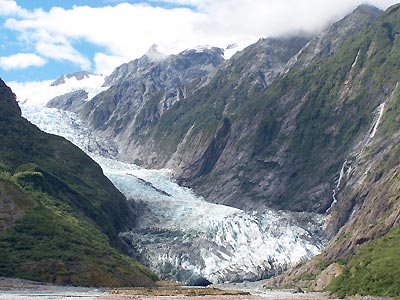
[0,278,333,300]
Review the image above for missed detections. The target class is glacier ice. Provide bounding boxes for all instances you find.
[19,88,326,285]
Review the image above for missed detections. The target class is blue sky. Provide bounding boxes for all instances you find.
[11,0,195,10]
[1,0,398,83]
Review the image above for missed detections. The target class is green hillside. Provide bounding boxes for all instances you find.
[0,79,157,286]
[328,224,400,297]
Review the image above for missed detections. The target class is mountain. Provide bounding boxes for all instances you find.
[103,44,167,86]
[67,5,383,215]
[285,4,382,72]
[76,46,225,164]
[259,4,400,296]
[0,79,156,286]
[59,3,400,295]
[72,4,379,213]
[156,4,382,213]
[47,89,88,112]
[11,72,107,108]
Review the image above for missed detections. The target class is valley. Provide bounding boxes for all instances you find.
[1,1,400,297]
[21,92,326,285]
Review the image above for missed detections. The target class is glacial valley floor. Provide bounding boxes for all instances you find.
[0,277,335,300]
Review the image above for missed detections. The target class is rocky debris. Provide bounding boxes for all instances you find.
[293,287,305,294]
[314,263,343,291]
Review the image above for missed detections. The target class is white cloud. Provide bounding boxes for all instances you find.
[0,0,19,15]
[0,0,43,18]
[2,0,399,77]
[0,53,46,70]
[0,0,26,16]
[7,80,53,105]
[167,0,399,40]
[94,52,127,75]
[35,41,91,70]
[4,2,209,74]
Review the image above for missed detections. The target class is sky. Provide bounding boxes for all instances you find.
[0,0,399,83]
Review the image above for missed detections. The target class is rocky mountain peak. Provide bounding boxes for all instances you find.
[336,4,382,32]
[178,46,225,68]
[354,3,383,15]
[79,44,225,142]
[103,52,159,87]
[51,71,92,86]
[145,44,167,62]
[104,46,225,87]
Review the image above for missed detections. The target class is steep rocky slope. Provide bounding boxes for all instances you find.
[285,4,382,72]
[0,79,156,286]
[262,4,400,296]
[76,46,225,165]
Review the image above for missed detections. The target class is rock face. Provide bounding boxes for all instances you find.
[285,4,382,72]
[46,89,88,112]
[78,46,225,164]
[103,44,167,86]
[262,4,400,295]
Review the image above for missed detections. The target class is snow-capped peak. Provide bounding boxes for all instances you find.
[51,71,92,86]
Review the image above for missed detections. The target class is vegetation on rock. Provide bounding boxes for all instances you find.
[0,79,157,286]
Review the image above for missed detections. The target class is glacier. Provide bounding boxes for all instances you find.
[17,78,326,285]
